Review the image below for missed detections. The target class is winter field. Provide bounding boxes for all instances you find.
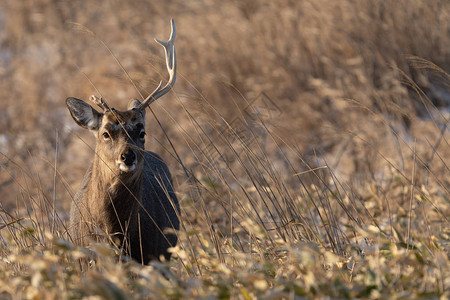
[0,1,449,298]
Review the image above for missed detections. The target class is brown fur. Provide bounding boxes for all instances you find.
[67,98,179,263]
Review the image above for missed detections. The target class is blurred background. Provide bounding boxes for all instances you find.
[0,0,448,221]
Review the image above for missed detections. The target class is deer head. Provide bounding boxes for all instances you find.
[66,19,176,175]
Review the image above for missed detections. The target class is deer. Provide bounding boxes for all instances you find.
[66,19,179,264]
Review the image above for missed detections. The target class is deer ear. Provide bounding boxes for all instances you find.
[127,99,141,110]
[66,97,102,131]
[128,99,145,118]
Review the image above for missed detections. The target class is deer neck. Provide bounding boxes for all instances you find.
[87,155,144,236]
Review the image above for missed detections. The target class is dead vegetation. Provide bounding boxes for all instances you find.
[0,0,449,298]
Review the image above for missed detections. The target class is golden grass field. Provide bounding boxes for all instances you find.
[0,0,449,298]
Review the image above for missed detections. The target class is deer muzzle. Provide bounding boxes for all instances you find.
[117,148,137,172]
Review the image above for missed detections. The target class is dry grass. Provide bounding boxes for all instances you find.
[0,0,449,299]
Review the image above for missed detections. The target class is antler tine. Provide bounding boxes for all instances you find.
[139,19,177,111]
[90,95,111,112]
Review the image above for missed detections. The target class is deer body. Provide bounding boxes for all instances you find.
[66,20,179,264]
[70,149,178,263]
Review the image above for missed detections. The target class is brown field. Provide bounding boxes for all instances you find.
[0,0,449,298]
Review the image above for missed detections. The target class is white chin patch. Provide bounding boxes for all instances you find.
[118,163,136,172]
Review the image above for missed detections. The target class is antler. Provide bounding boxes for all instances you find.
[138,19,177,111]
[90,95,111,112]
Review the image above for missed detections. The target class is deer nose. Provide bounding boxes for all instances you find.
[121,151,136,166]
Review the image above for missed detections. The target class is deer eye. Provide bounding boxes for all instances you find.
[139,131,146,139]
[102,132,110,140]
